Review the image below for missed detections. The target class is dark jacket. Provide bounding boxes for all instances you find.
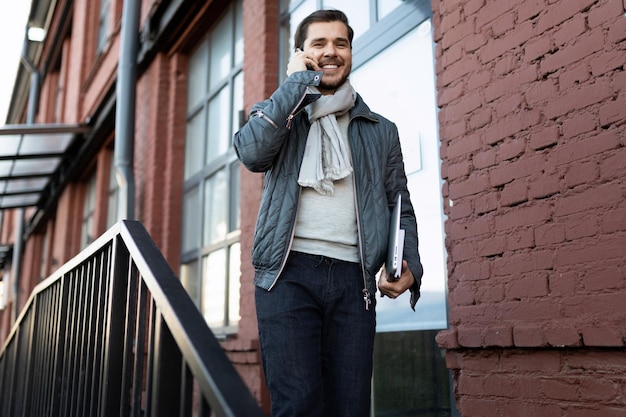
[234,71,422,309]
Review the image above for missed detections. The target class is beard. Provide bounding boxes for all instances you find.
[318,65,351,94]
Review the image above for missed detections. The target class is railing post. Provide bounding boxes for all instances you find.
[99,235,130,417]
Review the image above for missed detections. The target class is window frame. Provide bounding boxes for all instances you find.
[180,0,243,337]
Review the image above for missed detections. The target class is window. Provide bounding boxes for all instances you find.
[80,173,97,249]
[107,155,119,229]
[181,0,243,335]
[39,229,50,281]
[0,278,5,310]
[97,0,111,52]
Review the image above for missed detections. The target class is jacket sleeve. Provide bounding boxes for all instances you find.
[233,71,322,172]
[384,124,423,310]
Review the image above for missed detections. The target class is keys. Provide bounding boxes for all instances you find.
[363,289,371,311]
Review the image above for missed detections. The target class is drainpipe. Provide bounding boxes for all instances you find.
[114,0,141,221]
[11,60,39,322]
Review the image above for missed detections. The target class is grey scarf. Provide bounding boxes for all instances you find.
[297,81,357,195]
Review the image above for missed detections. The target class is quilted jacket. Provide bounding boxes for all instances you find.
[233,71,423,309]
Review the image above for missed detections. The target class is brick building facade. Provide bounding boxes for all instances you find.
[0,0,624,416]
[434,0,626,415]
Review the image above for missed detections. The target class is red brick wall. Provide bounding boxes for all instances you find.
[238,0,280,344]
[433,0,626,414]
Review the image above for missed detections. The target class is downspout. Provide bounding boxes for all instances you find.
[114,0,141,220]
[11,59,39,322]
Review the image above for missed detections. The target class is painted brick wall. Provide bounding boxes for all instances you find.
[433,0,626,414]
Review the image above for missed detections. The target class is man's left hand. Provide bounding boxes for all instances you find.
[378,260,415,299]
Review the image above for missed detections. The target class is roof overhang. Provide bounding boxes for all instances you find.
[0,123,90,210]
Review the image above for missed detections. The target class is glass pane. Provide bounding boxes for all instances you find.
[234,0,244,65]
[188,41,209,109]
[0,161,11,177]
[107,188,118,229]
[351,19,447,332]
[230,161,241,232]
[209,9,233,90]
[185,112,205,180]
[228,242,241,326]
[13,158,59,175]
[323,0,369,40]
[202,249,227,327]
[206,87,230,160]
[19,133,73,155]
[373,331,452,416]
[107,156,118,228]
[287,0,316,51]
[203,169,228,245]
[6,178,47,193]
[377,0,403,21]
[0,194,39,208]
[182,186,200,252]
[231,71,244,139]
[98,0,110,51]
[81,174,97,248]
[180,260,200,306]
[0,135,20,156]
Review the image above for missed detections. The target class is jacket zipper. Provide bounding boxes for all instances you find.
[286,94,307,129]
[286,87,319,130]
[352,160,371,311]
[347,116,371,310]
[254,110,278,129]
[270,101,371,310]
[268,183,371,311]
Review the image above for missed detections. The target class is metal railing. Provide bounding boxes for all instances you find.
[0,220,265,417]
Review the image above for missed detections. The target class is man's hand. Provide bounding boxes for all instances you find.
[286,48,321,76]
[378,260,415,299]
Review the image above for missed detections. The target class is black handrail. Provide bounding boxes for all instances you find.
[0,220,265,417]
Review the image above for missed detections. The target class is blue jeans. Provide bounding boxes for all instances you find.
[255,251,376,417]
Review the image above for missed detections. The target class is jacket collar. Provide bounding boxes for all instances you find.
[349,94,380,123]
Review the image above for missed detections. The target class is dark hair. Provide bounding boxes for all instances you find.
[293,9,354,51]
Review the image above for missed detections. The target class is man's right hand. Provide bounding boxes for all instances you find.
[286,48,320,76]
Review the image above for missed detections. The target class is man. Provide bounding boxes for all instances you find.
[234,9,423,417]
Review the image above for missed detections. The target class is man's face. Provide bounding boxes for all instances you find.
[303,21,353,95]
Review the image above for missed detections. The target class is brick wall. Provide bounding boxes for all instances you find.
[433,0,626,414]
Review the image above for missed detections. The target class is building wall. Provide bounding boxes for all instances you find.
[433,0,626,415]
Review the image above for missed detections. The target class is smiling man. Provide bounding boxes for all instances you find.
[234,9,423,417]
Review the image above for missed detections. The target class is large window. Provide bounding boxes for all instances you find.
[281,1,454,415]
[97,0,111,52]
[80,172,97,249]
[181,0,243,336]
[106,155,119,229]
[0,277,5,310]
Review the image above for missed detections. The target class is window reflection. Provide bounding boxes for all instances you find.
[202,250,227,327]
[351,19,448,332]
[377,0,403,20]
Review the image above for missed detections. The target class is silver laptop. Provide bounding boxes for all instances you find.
[386,192,405,281]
